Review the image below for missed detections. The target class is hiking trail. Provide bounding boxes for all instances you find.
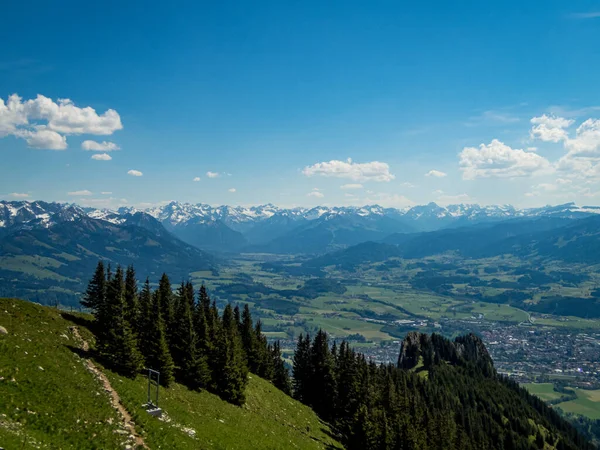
[70,326,148,450]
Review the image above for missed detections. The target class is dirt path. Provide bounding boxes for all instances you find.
[70,326,148,450]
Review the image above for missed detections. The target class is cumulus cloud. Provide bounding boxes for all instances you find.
[530,114,574,142]
[91,153,112,161]
[307,191,325,198]
[193,177,201,182]
[0,93,122,150]
[228,188,236,193]
[340,183,364,190]
[564,119,600,156]
[9,192,30,198]
[206,171,220,178]
[459,139,552,180]
[17,129,67,150]
[82,140,120,151]
[425,169,447,178]
[128,169,143,177]
[67,190,93,196]
[302,158,394,182]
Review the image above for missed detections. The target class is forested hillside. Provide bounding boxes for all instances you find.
[0,262,593,449]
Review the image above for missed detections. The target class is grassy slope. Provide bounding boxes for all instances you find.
[0,298,342,449]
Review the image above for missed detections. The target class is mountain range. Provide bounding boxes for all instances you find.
[3,200,599,255]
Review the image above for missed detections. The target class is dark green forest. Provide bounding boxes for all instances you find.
[82,262,591,449]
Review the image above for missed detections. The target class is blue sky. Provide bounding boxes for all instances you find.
[1,0,600,209]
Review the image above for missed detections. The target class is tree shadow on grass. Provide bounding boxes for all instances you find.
[60,312,99,335]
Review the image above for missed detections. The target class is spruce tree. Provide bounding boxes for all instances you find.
[310,329,337,421]
[292,333,312,403]
[81,261,106,312]
[145,290,175,387]
[214,304,249,405]
[271,341,292,395]
[172,282,211,389]
[240,304,258,372]
[98,265,143,378]
[138,278,154,358]
[124,265,139,329]
[157,273,174,347]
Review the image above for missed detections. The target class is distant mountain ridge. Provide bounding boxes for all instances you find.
[3,199,599,252]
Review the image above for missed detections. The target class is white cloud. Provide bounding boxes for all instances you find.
[302,158,395,182]
[556,178,572,185]
[433,189,444,195]
[0,94,122,150]
[526,147,538,152]
[436,193,471,205]
[532,183,558,192]
[101,191,112,195]
[459,139,552,180]
[16,128,67,150]
[530,114,574,142]
[228,188,236,193]
[564,119,600,156]
[193,177,201,182]
[206,171,220,178]
[77,197,129,209]
[425,169,447,178]
[401,182,415,188]
[364,192,414,208]
[8,192,29,198]
[67,190,92,196]
[91,153,112,161]
[340,183,364,190]
[127,169,143,177]
[344,193,355,198]
[524,192,538,197]
[81,140,120,151]
[307,191,325,198]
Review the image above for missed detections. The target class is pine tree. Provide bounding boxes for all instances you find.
[97,265,143,378]
[124,265,139,329]
[81,261,106,312]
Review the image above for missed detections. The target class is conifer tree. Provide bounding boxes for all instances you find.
[310,329,337,421]
[172,282,210,389]
[144,289,175,387]
[138,278,154,358]
[214,304,249,405]
[292,333,312,403]
[240,304,258,372]
[97,265,143,378]
[254,320,274,380]
[81,261,106,312]
[124,265,139,329]
[157,273,174,345]
[271,341,292,395]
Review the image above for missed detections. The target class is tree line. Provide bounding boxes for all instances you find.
[81,261,290,405]
[292,330,592,450]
